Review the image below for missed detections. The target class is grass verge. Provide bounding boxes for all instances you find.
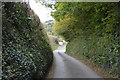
[49,36,59,51]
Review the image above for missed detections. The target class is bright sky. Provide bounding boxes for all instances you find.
[29,0,54,23]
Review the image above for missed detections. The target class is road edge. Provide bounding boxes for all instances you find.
[65,53,118,78]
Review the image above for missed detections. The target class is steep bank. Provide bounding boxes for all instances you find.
[2,2,53,80]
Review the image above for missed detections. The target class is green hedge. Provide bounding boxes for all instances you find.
[66,34,120,77]
[2,2,53,80]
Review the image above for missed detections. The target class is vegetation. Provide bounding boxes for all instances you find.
[44,20,54,35]
[2,2,53,80]
[43,20,59,50]
[48,36,59,50]
[52,2,120,77]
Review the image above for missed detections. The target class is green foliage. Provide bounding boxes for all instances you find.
[53,16,82,41]
[44,20,55,35]
[52,2,120,77]
[2,2,53,80]
[48,36,59,50]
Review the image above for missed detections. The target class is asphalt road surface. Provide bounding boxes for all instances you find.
[53,45,102,78]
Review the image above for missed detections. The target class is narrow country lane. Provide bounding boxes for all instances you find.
[53,44,102,78]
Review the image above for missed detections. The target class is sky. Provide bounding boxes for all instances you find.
[29,0,54,23]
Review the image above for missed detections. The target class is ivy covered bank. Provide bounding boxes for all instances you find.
[2,2,53,80]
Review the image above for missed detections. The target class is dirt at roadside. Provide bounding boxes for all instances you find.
[46,57,55,78]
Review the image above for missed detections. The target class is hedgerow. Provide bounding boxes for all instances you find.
[2,2,53,80]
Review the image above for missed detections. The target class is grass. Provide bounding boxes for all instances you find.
[50,40,59,50]
[49,36,59,51]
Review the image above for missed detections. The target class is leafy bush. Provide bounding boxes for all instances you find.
[2,2,53,80]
